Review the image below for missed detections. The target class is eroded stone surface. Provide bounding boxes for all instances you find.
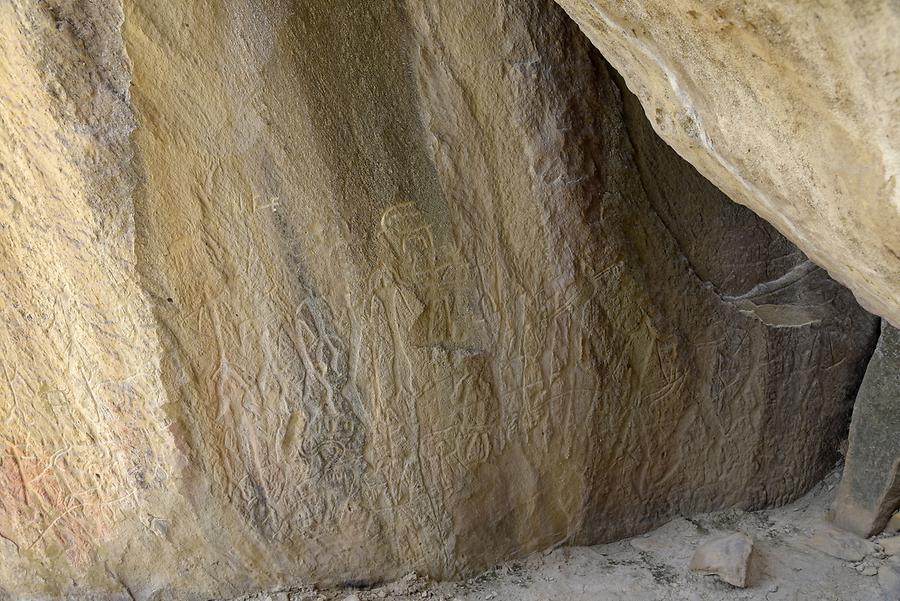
[554,0,900,326]
[0,0,878,598]
[833,324,900,536]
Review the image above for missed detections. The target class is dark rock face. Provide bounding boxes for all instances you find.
[834,323,900,536]
[554,0,900,326]
[0,0,877,598]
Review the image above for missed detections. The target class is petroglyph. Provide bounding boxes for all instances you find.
[185,289,369,540]
[379,202,482,352]
[0,0,883,597]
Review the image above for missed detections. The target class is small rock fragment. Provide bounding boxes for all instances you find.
[343,595,361,601]
[856,562,878,576]
[387,572,423,596]
[806,526,876,561]
[689,532,753,588]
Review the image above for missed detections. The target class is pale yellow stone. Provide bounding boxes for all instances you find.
[555,0,900,325]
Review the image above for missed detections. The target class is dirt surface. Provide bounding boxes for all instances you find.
[238,467,895,601]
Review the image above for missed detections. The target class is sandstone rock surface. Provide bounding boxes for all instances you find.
[554,0,900,326]
[0,0,878,599]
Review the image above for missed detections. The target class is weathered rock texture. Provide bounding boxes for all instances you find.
[0,0,878,599]
[833,323,900,537]
[689,532,753,588]
[554,0,900,326]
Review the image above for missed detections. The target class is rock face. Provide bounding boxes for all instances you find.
[0,0,878,599]
[554,0,900,326]
[833,324,900,536]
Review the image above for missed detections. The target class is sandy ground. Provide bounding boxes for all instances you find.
[239,467,898,601]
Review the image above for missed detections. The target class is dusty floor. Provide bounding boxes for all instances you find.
[239,466,898,601]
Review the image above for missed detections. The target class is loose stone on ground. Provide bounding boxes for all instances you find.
[689,533,753,587]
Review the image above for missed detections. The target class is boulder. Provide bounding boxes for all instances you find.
[689,532,753,588]
[0,0,878,598]
[554,0,900,326]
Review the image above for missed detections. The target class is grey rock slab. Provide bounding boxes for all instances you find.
[689,532,753,588]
